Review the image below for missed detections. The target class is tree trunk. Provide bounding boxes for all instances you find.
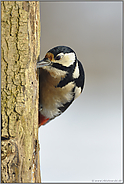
[1,1,41,183]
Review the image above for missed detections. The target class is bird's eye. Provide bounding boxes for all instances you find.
[55,55,61,60]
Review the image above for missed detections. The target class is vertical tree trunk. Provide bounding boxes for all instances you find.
[1,1,41,183]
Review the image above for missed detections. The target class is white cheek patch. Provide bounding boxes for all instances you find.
[59,52,75,67]
[74,86,81,99]
[73,62,79,79]
[57,53,64,58]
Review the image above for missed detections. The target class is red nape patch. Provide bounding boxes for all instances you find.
[38,112,49,127]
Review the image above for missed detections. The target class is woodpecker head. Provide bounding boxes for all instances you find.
[37,46,77,78]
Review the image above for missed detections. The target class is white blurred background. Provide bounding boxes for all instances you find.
[38,2,122,182]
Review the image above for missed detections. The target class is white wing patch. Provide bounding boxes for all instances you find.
[73,61,79,79]
[74,86,81,99]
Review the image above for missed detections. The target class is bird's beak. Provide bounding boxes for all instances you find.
[37,58,51,68]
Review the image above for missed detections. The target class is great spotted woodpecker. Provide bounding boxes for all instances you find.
[37,46,85,127]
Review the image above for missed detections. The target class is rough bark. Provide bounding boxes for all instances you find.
[1,1,41,183]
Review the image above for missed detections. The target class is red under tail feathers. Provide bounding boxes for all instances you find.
[38,111,49,127]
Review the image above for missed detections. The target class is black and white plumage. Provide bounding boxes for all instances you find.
[37,46,85,127]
